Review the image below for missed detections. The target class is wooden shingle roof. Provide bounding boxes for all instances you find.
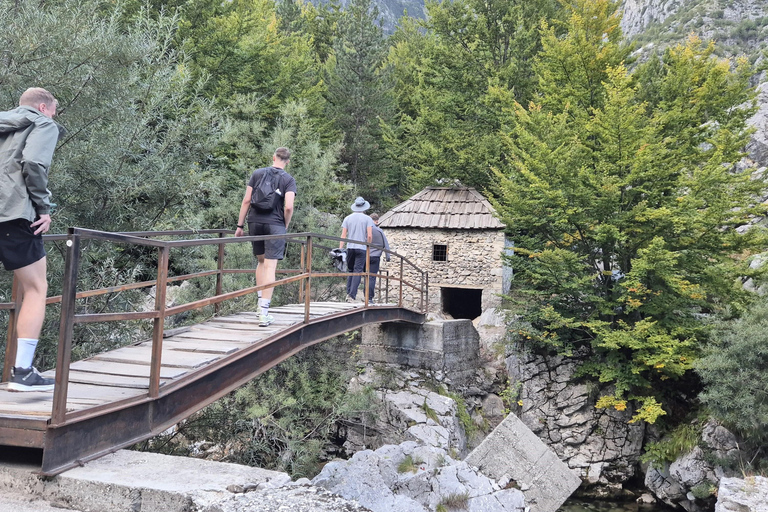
[378,187,505,230]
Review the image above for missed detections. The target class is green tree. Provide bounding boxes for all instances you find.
[494,1,765,423]
[177,0,324,122]
[0,0,225,367]
[697,299,768,450]
[385,0,558,193]
[324,0,397,205]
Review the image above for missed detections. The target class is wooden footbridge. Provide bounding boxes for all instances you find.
[0,229,427,475]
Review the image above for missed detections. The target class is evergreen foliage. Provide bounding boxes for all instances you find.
[384,0,559,193]
[493,0,767,423]
[697,299,768,446]
[324,0,398,206]
[140,345,378,478]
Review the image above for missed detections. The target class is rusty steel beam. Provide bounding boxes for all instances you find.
[39,306,424,476]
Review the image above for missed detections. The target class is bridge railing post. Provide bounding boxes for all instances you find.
[399,258,404,308]
[215,232,224,315]
[2,276,21,383]
[51,228,80,426]
[298,243,305,304]
[149,245,170,398]
[304,235,312,324]
[364,245,370,307]
[424,272,429,314]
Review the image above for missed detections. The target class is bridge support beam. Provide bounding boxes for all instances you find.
[360,319,479,385]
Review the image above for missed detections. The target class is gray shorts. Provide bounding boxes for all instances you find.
[248,222,287,260]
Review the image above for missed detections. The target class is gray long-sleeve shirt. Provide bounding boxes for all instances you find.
[370,225,390,260]
[0,106,60,223]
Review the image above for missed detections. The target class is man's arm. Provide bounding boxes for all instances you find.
[339,227,348,249]
[283,191,295,228]
[21,120,59,221]
[366,225,373,244]
[235,186,253,237]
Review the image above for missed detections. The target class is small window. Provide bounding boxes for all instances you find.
[432,244,447,262]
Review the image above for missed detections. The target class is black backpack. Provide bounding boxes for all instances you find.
[251,167,283,213]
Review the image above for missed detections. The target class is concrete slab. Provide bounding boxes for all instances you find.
[0,449,291,512]
[465,413,582,512]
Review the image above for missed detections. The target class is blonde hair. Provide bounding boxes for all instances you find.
[19,88,58,109]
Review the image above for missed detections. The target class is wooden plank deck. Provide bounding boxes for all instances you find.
[0,302,362,422]
[0,299,424,475]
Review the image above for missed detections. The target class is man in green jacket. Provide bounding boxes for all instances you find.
[0,87,61,392]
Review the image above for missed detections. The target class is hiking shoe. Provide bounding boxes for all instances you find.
[259,314,274,327]
[8,366,54,392]
[346,295,357,303]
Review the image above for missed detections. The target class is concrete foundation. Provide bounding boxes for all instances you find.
[0,450,290,512]
[360,319,479,384]
[465,413,582,512]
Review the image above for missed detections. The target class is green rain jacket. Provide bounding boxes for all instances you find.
[0,105,61,223]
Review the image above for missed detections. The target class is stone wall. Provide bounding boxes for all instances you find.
[360,319,479,385]
[506,350,646,497]
[379,228,506,313]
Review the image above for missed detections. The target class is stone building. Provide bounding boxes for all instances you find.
[378,186,508,318]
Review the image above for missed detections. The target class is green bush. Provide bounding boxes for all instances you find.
[697,299,768,446]
[640,422,701,468]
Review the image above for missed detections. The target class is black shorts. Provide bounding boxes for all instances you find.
[248,222,287,260]
[0,219,46,271]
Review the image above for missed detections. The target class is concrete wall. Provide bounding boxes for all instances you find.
[360,319,479,384]
[379,228,506,312]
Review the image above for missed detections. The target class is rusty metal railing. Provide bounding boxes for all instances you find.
[1,228,427,426]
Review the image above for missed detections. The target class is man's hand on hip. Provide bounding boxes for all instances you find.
[31,214,51,234]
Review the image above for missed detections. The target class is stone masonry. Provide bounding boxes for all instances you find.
[379,228,506,313]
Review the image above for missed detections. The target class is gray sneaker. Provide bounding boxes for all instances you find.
[259,314,274,327]
[8,366,54,392]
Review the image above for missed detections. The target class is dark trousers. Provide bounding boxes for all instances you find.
[368,256,381,300]
[346,249,367,299]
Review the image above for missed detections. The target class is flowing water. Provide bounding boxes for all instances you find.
[558,498,674,512]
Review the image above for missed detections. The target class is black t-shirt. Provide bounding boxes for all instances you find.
[246,166,297,226]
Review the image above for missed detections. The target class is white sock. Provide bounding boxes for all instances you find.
[15,338,38,369]
[258,291,262,299]
[259,298,271,317]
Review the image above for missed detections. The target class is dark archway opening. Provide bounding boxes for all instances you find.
[441,287,482,320]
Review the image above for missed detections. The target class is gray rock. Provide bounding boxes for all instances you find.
[313,442,525,512]
[343,368,467,456]
[506,350,644,496]
[199,485,373,512]
[717,476,768,512]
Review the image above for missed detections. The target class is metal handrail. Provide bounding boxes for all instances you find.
[1,227,428,426]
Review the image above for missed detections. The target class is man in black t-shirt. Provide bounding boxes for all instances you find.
[235,147,297,326]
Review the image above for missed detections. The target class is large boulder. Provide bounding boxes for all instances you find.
[645,419,743,511]
[717,476,768,512]
[312,442,525,512]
